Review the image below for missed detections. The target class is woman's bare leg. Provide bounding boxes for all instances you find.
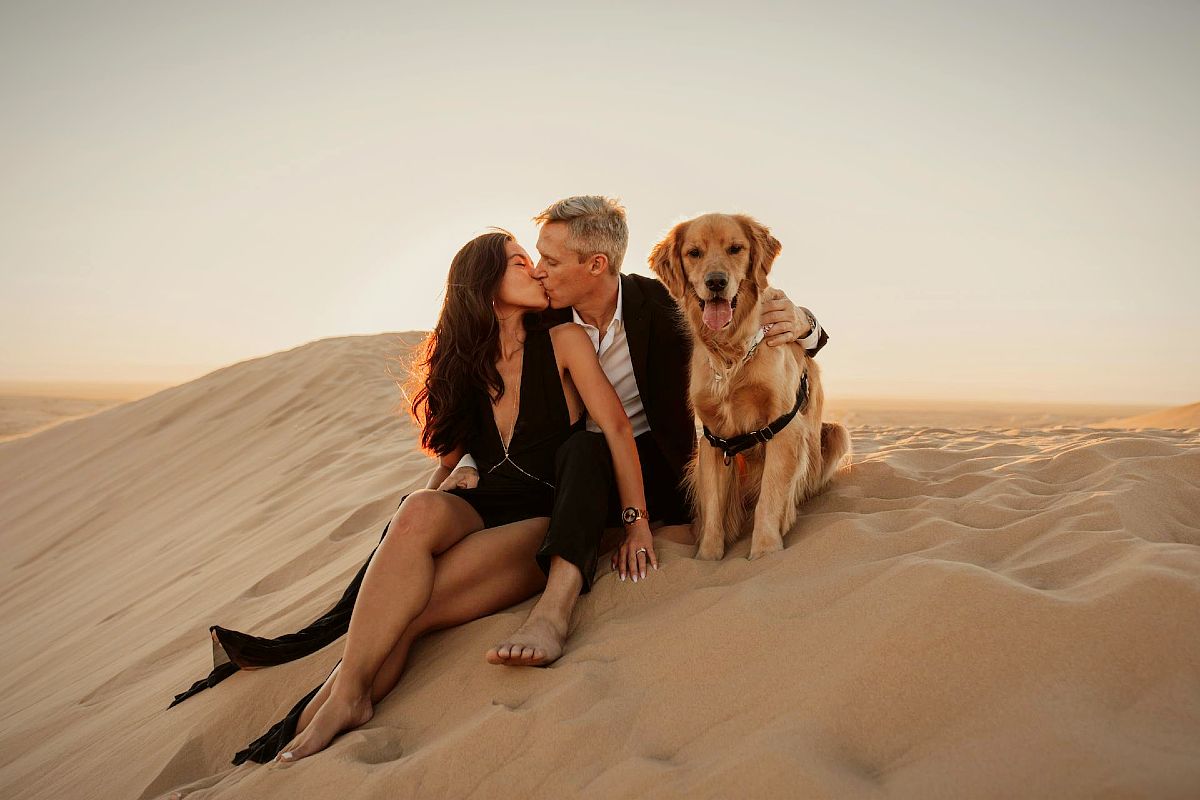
[294,516,550,733]
[372,515,550,694]
[275,489,484,762]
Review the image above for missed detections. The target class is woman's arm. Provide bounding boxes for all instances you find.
[550,324,656,582]
[426,445,468,490]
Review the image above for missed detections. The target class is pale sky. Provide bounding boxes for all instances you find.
[2,1,1197,404]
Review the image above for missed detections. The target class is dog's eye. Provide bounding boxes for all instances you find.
[686,248,701,259]
[729,244,744,255]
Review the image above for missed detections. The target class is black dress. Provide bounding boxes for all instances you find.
[166,325,582,764]
[443,324,583,528]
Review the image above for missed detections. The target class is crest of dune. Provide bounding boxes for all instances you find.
[1097,402,1200,431]
[1,334,1198,799]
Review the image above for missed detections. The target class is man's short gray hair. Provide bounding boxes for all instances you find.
[533,195,628,275]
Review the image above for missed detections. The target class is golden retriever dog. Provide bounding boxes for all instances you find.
[649,213,851,560]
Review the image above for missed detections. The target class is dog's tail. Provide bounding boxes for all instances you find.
[819,422,852,488]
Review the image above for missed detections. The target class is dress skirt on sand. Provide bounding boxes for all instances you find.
[166,325,582,765]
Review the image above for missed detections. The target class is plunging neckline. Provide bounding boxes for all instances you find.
[491,345,529,454]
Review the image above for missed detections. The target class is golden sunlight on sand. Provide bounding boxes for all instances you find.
[1,333,1197,799]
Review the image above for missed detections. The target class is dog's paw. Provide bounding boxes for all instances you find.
[747,537,783,560]
[694,541,725,561]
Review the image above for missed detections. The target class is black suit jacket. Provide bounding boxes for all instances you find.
[541,273,829,483]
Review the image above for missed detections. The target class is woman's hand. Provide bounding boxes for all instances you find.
[613,520,657,582]
[437,465,479,491]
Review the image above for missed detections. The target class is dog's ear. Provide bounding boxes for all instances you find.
[648,221,689,299]
[734,214,782,290]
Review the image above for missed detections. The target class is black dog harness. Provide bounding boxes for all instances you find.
[702,370,810,466]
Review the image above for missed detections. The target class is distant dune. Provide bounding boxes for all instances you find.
[0,380,181,442]
[0,371,1170,442]
[1098,402,1200,431]
[0,379,178,401]
[1,333,1198,799]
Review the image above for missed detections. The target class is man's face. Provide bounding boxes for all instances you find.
[532,222,594,309]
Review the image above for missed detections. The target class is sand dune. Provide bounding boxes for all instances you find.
[1099,402,1200,431]
[823,396,1166,430]
[1,334,1198,799]
[0,394,119,442]
[0,380,177,442]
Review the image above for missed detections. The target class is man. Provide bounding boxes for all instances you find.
[449,196,828,666]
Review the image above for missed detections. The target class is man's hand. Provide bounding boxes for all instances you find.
[437,465,479,491]
[759,287,814,347]
[612,520,657,582]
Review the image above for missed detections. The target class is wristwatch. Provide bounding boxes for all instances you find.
[621,506,649,525]
[800,308,818,340]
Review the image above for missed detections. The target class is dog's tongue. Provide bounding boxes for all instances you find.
[703,298,733,330]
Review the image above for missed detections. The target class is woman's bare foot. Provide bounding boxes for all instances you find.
[293,662,342,734]
[485,613,566,667]
[274,683,373,763]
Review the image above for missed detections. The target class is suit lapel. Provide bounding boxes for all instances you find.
[621,274,652,395]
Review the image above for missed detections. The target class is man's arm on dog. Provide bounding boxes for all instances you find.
[761,288,829,357]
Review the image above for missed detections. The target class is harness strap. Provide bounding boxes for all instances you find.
[702,370,810,466]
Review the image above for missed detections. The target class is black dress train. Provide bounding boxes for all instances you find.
[167,324,582,764]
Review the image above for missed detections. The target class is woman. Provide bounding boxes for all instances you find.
[166,228,654,766]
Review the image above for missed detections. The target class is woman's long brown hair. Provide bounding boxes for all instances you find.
[405,228,520,457]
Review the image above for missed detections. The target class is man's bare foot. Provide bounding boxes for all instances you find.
[274,684,373,764]
[485,614,566,667]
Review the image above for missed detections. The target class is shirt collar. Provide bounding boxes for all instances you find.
[571,277,623,329]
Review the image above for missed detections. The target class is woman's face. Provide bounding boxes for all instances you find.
[494,239,549,313]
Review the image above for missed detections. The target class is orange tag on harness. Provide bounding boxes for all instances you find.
[734,453,748,478]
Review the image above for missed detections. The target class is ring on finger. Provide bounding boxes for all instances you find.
[635,547,648,557]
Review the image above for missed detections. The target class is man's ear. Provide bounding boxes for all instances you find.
[734,214,782,290]
[648,221,689,299]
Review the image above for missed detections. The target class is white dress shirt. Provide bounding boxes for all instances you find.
[571,278,649,438]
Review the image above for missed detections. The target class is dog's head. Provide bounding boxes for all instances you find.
[649,213,782,337]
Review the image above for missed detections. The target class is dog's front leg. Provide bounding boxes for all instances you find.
[694,444,734,560]
[748,431,805,560]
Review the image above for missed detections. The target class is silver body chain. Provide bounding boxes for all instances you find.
[485,361,555,489]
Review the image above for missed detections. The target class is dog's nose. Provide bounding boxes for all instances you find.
[704,272,728,294]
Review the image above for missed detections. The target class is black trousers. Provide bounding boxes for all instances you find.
[535,430,692,593]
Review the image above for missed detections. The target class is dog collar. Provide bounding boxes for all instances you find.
[707,325,769,384]
[702,369,810,465]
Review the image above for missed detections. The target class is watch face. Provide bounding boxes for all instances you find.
[622,508,637,523]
